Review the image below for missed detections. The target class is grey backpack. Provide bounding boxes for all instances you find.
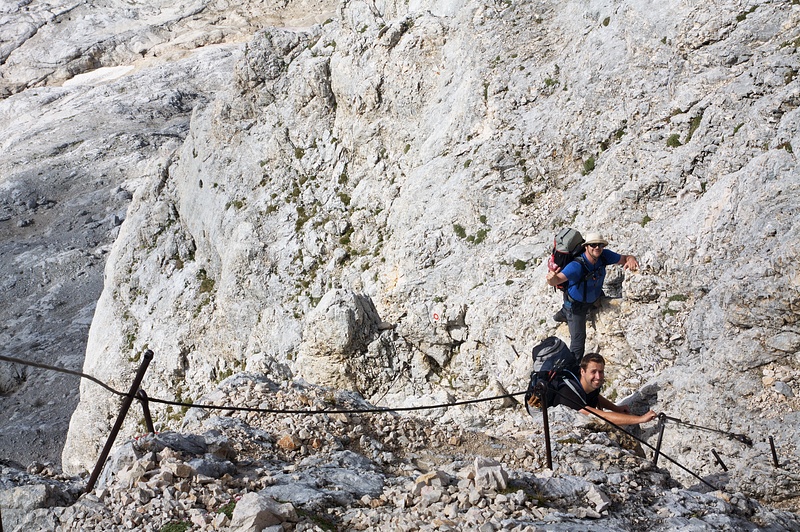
[547,227,585,292]
[524,336,580,413]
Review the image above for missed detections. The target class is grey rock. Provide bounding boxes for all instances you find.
[134,431,208,456]
[259,482,330,509]
[296,289,387,394]
[96,442,138,491]
[187,455,237,479]
[2,508,64,532]
[585,484,612,513]
[0,484,71,511]
[230,492,295,532]
[473,457,508,491]
[772,381,794,398]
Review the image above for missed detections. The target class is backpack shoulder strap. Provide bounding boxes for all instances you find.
[573,255,592,302]
[574,255,592,279]
[573,254,609,302]
[559,372,587,408]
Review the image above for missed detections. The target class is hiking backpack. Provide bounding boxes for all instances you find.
[523,336,580,414]
[548,227,585,292]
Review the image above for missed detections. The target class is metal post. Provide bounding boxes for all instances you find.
[136,389,155,434]
[536,382,553,470]
[653,414,666,466]
[85,350,154,494]
[711,449,728,472]
[769,436,779,468]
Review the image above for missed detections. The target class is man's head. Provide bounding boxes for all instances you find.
[583,232,608,260]
[580,353,606,393]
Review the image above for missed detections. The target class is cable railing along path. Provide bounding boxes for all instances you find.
[0,351,783,498]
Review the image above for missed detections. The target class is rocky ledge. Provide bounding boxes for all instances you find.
[2,373,798,531]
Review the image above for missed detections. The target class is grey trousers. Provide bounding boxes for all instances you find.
[563,300,592,359]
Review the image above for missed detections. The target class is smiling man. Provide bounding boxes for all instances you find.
[546,232,639,358]
[553,353,657,426]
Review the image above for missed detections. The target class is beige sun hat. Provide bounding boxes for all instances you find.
[583,232,609,246]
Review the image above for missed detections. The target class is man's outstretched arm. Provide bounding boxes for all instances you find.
[580,404,657,426]
[597,395,629,413]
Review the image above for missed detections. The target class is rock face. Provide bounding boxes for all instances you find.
[0,0,337,467]
[296,288,395,394]
[0,0,798,518]
[0,8,238,465]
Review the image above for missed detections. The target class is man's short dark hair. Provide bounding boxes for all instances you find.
[580,352,605,370]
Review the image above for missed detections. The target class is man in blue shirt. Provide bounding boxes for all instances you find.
[545,232,639,358]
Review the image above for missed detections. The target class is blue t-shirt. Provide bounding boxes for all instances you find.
[562,249,621,303]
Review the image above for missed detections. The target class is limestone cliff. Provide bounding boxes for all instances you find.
[0,0,797,503]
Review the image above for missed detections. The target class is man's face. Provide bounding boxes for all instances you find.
[586,243,605,260]
[581,361,605,393]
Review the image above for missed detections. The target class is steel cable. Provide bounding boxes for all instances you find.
[2,353,736,491]
[0,353,523,414]
[0,354,126,396]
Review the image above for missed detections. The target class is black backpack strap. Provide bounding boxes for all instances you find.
[574,256,591,303]
[560,374,587,408]
[573,255,609,303]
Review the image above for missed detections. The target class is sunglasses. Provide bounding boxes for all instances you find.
[586,243,606,248]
